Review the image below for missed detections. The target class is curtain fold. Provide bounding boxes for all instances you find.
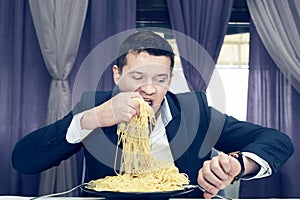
[246,0,300,93]
[0,0,51,196]
[166,0,233,91]
[70,0,137,96]
[28,0,88,195]
[240,19,300,198]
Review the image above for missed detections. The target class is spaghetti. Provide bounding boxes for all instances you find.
[116,98,156,175]
[87,98,190,192]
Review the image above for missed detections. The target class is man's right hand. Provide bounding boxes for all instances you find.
[80,92,142,130]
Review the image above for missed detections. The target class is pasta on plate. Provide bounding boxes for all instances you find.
[87,98,190,192]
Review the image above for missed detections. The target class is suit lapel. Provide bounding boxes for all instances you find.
[165,93,190,170]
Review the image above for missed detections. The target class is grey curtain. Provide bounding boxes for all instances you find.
[29,0,88,195]
[166,0,233,91]
[240,20,300,198]
[246,0,300,93]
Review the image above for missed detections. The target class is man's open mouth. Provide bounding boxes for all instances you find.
[144,99,153,106]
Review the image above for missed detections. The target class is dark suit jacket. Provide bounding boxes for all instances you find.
[11,91,294,197]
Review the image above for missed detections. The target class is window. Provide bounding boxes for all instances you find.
[208,33,249,121]
[168,33,250,121]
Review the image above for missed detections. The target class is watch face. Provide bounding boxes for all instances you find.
[229,151,241,158]
[229,151,244,184]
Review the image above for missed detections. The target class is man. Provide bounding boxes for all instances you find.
[12,30,294,198]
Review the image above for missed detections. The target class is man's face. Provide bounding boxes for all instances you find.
[113,51,172,115]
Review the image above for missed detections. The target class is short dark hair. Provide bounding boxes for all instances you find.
[117,31,175,73]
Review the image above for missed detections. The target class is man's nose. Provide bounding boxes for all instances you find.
[140,82,156,95]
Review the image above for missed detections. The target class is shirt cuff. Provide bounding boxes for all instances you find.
[241,152,272,180]
[66,112,93,144]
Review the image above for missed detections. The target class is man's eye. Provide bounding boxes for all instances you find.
[156,76,168,83]
[157,78,167,83]
[132,75,143,80]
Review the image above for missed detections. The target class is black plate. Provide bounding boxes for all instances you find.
[81,185,194,200]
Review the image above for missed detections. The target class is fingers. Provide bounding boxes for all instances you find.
[198,159,226,194]
[128,93,142,117]
[91,91,152,128]
[111,92,144,123]
[198,152,240,199]
[211,153,230,181]
[198,167,221,198]
[125,103,141,121]
[218,152,232,175]
[123,92,142,119]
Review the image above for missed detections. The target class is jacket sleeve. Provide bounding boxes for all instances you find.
[215,115,294,173]
[193,91,293,174]
[11,91,108,174]
[11,112,82,174]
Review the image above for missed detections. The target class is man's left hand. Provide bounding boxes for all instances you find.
[197,152,241,199]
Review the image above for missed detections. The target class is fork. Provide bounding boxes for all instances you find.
[29,183,90,200]
[183,185,232,200]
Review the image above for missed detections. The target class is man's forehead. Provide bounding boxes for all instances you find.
[126,51,170,62]
[124,52,170,70]
[123,64,171,74]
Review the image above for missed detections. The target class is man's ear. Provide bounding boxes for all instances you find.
[113,65,121,85]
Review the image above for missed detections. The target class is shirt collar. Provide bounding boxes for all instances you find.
[161,97,173,126]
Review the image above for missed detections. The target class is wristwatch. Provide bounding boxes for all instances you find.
[228,151,245,184]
